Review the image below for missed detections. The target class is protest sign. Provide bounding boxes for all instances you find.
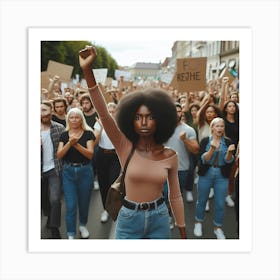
[115,69,131,81]
[170,73,178,90]
[176,57,207,91]
[111,80,118,87]
[93,68,108,85]
[219,67,236,84]
[159,72,173,84]
[46,60,73,82]
[41,71,50,89]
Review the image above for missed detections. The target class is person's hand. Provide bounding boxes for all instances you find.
[210,139,219,149]
[178,226,187,239]
[222,76,229,85]
[179,131,187,142]
[79,46,97,69]
[227,144,235,153]
[69,136,79,146]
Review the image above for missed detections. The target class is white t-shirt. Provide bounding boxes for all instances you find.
[94,121,115,150]
[41,129,55,172]
[164,123,197,171]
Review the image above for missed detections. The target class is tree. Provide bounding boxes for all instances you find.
[41,41,119,79]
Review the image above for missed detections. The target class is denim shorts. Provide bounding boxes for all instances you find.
[115,198,170,239]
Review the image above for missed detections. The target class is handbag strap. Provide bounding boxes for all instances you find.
[120,145,135,195]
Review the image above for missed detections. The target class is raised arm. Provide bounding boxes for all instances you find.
[116,75,124,101]
[218,77,229,112]
[196,93,211,127]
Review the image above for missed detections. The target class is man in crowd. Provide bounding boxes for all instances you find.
[80,93,98,128]
[80,93,99,190]
[52,97,67,127]
[41,101,65,239]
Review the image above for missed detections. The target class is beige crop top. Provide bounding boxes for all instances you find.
[91,87,185,227]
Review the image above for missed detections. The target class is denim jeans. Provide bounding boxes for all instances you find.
[62,163,93,237]
[163,170,189,204]
[195,167,228,227]
[115,198,170,239]
[41,168,62,228]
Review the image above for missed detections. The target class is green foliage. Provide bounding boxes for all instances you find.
[41,41,119,79]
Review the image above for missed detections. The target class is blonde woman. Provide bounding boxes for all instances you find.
[57,108,95,239]
[194,117,235,239]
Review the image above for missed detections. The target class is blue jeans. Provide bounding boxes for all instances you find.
[115,198,170,239]
[195,167,228,227]
[163,170,189,204]
[62,163,93,237]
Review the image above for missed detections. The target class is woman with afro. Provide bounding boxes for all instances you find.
[79,46,186,239]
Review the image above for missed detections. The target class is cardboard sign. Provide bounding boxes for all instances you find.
[176,57,207,91]
[115,69,131,81]
[219,67,236,84]
[41,71,50,90]
[92,68,108,85]
[111,80,118,87]
[170,73,178,90]
[46,60,73,82]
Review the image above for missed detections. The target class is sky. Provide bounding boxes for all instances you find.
[93,39,174,67]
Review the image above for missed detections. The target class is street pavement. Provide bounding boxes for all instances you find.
[41,180,238,240]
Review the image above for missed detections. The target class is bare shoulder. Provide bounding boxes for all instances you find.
[162,147,177,159]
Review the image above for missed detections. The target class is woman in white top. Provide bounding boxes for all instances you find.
[94,102,121,223]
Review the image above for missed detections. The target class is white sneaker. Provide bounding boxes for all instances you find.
[209,188,214,198]
[186,191,194,202]
[205,200,210,212]
[68,236,74,240]
[225,195,235,207]
[100,210,109,223]
[79,225,89,239]
[169,216,174,230]
[93,180,99,190]
[214,228,226,239]
[194,223,202,237]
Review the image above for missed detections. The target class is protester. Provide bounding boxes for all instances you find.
[164,102,199,201]
[64,91,74,111]
[163,102,199,229]
[94,102,121,223]
[194,117,235,239]
[80,93,99,189]
[57,107,95,239]
[79,94,98,128]
[196,94,221,143]
[48,75,62,99]
[41,101,65,238]
[222,99,239,207]
[79,46,186,239]
[52,97,67,127]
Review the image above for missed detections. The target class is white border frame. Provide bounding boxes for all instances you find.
[28,27,252,253]
[1,1,279,279]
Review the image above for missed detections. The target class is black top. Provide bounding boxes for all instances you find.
[52,115,66,127]
[59,130,95,163]
[224,118,239,147]
[84,112,98,129]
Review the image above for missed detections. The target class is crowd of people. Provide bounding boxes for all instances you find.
[40,45,239,239]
